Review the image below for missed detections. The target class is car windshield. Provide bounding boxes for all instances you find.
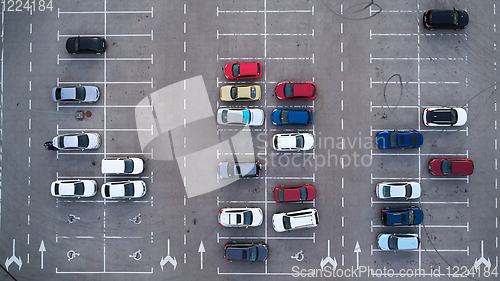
[389,132,398,147]
[283,216,291,230]
[405,184,412,197]
[230,87,238,99]
[75,87,86,101]
[77,135,89,148]
[452,10,459,25]
[242,110,250,124]
[441,160,452,175]
[232,64,240,77]
[58,136,65,148]
[250,87,257,98]
[284,84,294,98]
[299,187,308,200]
[278,190,285,201]
[408,210,415,224]
[382,186,391,197]
[295,135,304,148]
[53,183,60,195]
[123,183,134,196]
[124,159,134,173]
[248,247,257,261]
[388,236,398,250]
[104,186,110,197]
[280,110,289,124]
[74,182,85,195]
[227,162,234,177]
[242,211,253,225]
[221,110,228,123]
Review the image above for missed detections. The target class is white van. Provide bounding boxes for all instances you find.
[101,157,144,175]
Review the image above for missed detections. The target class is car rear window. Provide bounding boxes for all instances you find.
[278,190,285,202]
[104,186,110,197]
[408,210,415,224]
[55,88,62,100]
[54,183,60,195]
[441,160,452,175]
[230,87,238,99]
[283,216,291,230]
[280,110,289,124]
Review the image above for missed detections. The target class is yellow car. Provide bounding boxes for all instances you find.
[220,85,261,101]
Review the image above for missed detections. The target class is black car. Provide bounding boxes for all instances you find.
[423,9,468,30]
[66,36,107,54]
[381,207,423,226]
[224,243,268,262]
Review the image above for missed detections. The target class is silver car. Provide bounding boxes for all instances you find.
[217,108,264,126]
[52,86,100,103]
[377,233,420,251]
[101,180,147,199]
[52,132,101,150]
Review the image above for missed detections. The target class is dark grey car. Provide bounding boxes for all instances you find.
[218,161,261,178]
[224,243,268,262]
[66,36,107,54]
[423,9,468,30]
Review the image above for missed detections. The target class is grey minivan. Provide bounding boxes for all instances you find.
[218,161,261,178]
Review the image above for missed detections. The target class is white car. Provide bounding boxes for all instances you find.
[51,180,97,198]
[376,182,421,200]
[377,233,420,251]
[423,107,467,126]
[218,207,263,227]
[101,180,146,199]
[217,108,264,126]
[52,132,101,150]
[272,208,319,232]
[101,157,144,174]
[272,133,314,151]
[52,86,100,103]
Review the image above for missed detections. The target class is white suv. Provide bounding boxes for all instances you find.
[101,157,144,174]
[272,208,319,232]
[272,133,314,151]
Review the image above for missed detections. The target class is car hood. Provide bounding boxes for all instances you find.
[413,208,424,225]
[454,108,467,126]
[248,109,264,126]
[272,213,286,232]
[376,131,391,148]
[218,162,229,178]
[255,245,268,261]
[377,234,390,250]
[429,159,444,176]
[271,109,283,125]
[302,133,315,150]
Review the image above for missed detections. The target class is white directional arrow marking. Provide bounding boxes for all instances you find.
[160,238,177,271]
[354,241,361,269]
[320,240,337,270]
[5,239,22,271]
[39,241,46,269]
[474,240,491,270]
[198,241,205,270]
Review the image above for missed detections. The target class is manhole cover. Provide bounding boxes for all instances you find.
[85,111,92,118]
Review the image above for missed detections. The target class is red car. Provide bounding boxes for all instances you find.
[275,82,317,100]
[429,158,474,176]
[224,62,262,79]
[273,185,316,203]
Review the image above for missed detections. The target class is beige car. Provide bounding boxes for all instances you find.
[220,85,261,101]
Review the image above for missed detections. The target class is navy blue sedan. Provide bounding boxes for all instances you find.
[376,130,423,149]
[271,109,313,126]
[381,207,423,226]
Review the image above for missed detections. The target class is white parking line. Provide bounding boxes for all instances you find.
[218,31,314,36]
[218,200,314,204]
[371,152,468,156]
[217,235,314,241]
[216,7,313,16]
[58,31,153,39]
[58,7,153,17]
[370,54,465,63]
[372,128,468,133]
[370,197,469,207]
[371,244,469,255]
[58,55,153,63]
[218,56,313,61]
[58,79,154,88]
[370,79,462,87]
[371,221,469,232]
[371,175,469,183]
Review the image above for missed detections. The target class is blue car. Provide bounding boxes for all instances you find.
[381,207,423,226]
[271,109,313,126]
[376,130,423,149]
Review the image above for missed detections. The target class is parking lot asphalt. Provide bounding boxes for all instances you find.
[0,0,499,280]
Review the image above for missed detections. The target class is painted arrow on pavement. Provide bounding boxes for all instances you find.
[354,241,361,269]
[198,241,205,269]
[5,239,22,271]
[320,240,337,270]
[39,241,46,269]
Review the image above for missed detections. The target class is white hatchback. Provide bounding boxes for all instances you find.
[101,180,147,199]
[52,132,101,150]
[217,108,264,126]
[423,107,467,126]
[376,182,421,200]
[218,207,263,228]
[272,132,314,151]
[101,157,144,174]
[51,180,97,198]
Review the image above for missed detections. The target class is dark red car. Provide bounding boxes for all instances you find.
[429,158,474,176]
[275,82,317,100]
[224,62,262,80]
[273,185,316,203]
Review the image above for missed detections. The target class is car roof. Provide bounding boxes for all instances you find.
[290,215,315,228]
[238,62,259,76]
[429,10,457,25]
[287,110,310,124]
[225,110,245,123]
[58,183,77,196]
[389,186,406,197]
[396,235,419,250]
[292,83,314,96]
[426,109,455,122]
[277,135,297,148]
[236,163,258,176]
